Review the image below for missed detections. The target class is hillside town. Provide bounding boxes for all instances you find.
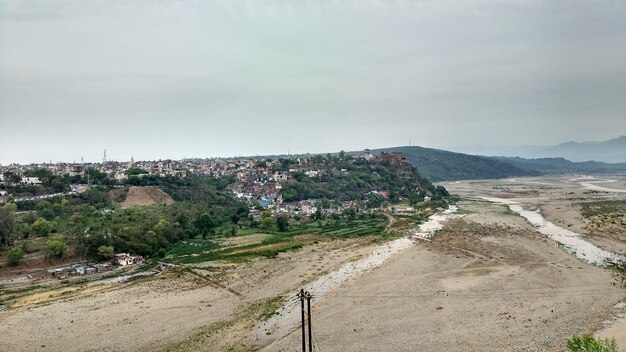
[0,150,430,218]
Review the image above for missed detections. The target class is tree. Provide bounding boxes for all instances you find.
[344,207,356,222]
[260,217,273,230]
[195,212,214,237]
[6,247,23,266]
[24,168,54,184]
[566,334,617,352]
[125,168,149,176]
[313,207,323,221]
[46,240,68,258]
[435,185,450,197]
[276,215,289,232]
[0,203,17,246]
[31,218,55,236]
[153,219,171,236]
[97,245,115,260]
[3,172,21,184]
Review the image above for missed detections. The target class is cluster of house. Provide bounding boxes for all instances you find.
[1,149,415,213]
[25,253,143,281]
[0,157,265,181]
[225,150,416,218]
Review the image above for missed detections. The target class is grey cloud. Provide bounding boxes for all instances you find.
[1,0,625,163]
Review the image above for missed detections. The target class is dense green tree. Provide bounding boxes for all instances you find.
[260,217,273,230]
[195,212,214,237]
[80,188,110,207]
[97,245,115,259]
[0,203,17,246]
[125,168,149,176]
[313,207,323,220]
[46,240,67,258]
[344,207,356,222]
[2,172,21,184]
[6,247,23,266]
[31,218,55,236]
[24,168,54,184]
[276,215,289,232]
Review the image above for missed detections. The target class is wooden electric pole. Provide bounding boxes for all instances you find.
[299,289,306,352]
[306,291,313,352]
[298,289,314,352]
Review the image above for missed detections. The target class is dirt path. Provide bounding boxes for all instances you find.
[383,212,395,232]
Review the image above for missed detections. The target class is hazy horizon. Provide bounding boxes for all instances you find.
[2,1,625,164]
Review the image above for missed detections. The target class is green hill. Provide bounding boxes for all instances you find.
[492,156,626,174]
[371,146,538,182]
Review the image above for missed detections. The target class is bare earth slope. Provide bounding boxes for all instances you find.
[121,186,175,207]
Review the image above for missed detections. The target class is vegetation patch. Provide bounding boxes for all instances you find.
[580,200,626,218]
[566,334,618,352]
[579,200,626,243]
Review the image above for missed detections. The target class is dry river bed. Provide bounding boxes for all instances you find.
[1,176,626,351]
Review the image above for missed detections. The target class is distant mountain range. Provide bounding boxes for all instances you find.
[542,136,626,163]
[373,146,626,182]
[491,156,626,175]
[449,136,626,163]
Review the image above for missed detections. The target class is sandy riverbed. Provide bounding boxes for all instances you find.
[1,176,625,351]
[261,191,626,351]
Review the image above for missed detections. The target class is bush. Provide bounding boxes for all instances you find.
[46,240,68,258]
[276,215,289,232]
[31,218,55,236]
[566,334,617,352]
[20,240,36,253]
[6,247,24,266]
[97,245,115,260]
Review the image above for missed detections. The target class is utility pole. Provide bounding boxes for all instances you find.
[299,289,306,352]
[306,291,313,352]
[298,289,314,352]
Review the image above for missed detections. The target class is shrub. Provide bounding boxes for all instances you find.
[6,247,24,266]
[276,215,289,232]
[20,240,37,253]
[97,245,115,260]
[46,240,67,258]
[566,334,617,352]
[31,218,55,236]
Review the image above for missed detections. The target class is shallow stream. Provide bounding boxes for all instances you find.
[482,196,625,266]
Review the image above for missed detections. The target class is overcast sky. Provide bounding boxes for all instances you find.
[1,0,625,164]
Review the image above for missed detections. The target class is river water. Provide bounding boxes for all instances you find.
[482,196,625,266]
[570,176,626,194]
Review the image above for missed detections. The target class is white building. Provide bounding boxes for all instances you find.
[20,177,42,185]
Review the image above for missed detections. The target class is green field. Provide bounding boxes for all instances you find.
[164,216,388,265]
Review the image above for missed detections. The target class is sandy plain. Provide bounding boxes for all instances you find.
[1,176,625,351]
